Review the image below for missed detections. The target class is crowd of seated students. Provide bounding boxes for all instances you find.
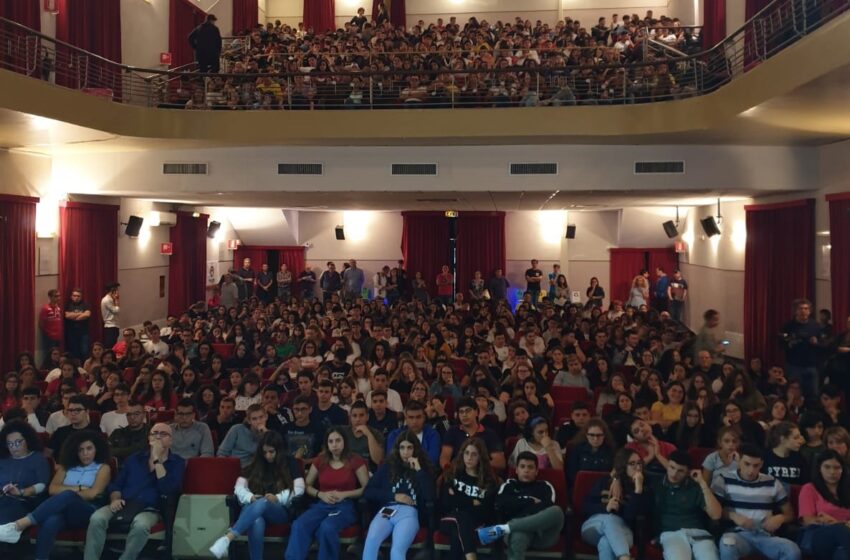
[173,10,703,111]
[2,264,850,559]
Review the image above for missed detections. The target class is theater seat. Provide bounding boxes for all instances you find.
[568,470,639,559]
[183,457,241,494]
[212,343,235,358]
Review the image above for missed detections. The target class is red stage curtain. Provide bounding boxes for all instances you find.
[828,193,850,326]
[233,0,258,34]
[390,0,406,27]
[0,0,41,29]
[703,0,726,47]
[56,0,122,91]
[609,249,647,303]
[168,212,208,316]
[456,212,505,300]
[277,247,305,279]
[401,212,450,297]
[744,199,814,366]
[59,202,119,345]
[303,0,335,33]
[233,246,270,270]
[0,195,37,372]
[169,0,207,68]
[647,248,679,279]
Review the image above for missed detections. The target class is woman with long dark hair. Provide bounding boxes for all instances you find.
[209,431,305,559]
[797,450,850,559]
[363,430,435,560]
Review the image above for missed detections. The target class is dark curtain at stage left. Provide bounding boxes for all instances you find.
[56,0,122,92]
[233,0,259,34]
[0,0,40,75]
[169,212,208,316]
[304,0,335,33]
[59,202,119,346]
[828,193,850,328]
[703,0,726,47]
[169,0,207,68]
[744,199,814,366]
[0,195,37,372]
[401,212,450,297]
[456,212,506,299]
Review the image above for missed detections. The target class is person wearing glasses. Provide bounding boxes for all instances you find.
[108,401,150,462]
[0,421,51,525]
[84,422,185,560]
[0,431,111,553]
[47,395,100,458]
[170,398,214,460]
[579,448,650,560]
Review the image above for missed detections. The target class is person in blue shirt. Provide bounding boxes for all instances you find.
[654,267,670,312]
[0,421,51,524]
[363,430,435,560]
[83,422,185,560]
[385,400,442,465]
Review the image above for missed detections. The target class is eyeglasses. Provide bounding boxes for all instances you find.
[6,439,24,448]
[149,431,172,438]
[67,408,86,413]
[175,411,194,417]
[587,432,605,438]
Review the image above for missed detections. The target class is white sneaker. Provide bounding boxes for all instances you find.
[0,522,22,544]
[209,536,229,559]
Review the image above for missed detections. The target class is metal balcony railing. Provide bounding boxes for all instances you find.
[0,0,845,110]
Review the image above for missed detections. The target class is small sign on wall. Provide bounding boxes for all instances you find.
[159,52,172,66]
[160,242,173,255]
[571,290,582,303]
[227,239,240,251]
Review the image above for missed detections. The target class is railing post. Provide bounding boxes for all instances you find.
[287,76,292,110]
[368,74,374,110]
[451,73,455,108]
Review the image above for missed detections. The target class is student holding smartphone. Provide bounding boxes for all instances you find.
[362,430,435,560]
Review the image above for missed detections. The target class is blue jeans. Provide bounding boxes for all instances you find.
[27,490,97,560]
[719,530,800,560]
[284,500,356,560]
[231,498,290,560]
[581,513,634,560]
[670,300,684,322]
[799,524,850,560]
[659,529,719,560]
[785,364,819,403]
[527,289,541,308]
[363,503,419,560]
[66,332,90,362]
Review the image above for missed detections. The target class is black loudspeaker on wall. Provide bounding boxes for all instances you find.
[662,220,679,238]
[565,225,576,239]
[207,221,221,239]
[125,215,143,237]
[335,226,345,240]
[700,216,722,237]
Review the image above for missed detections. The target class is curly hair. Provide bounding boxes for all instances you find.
[0,420,42,459]
[58,430,111,470]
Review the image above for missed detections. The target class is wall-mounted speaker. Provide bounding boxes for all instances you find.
[565,225,576,239]
[662,220,679,238]
[125,215,143,237]
[700,216,721,237]
[206,221,221,239]
[335,226,345,240]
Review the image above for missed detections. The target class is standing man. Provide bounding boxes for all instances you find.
[780,299,822,403]
[84,422,185,560]
[64,288,91,361]
[488,268,510,302]
[547,264,561,302]
[188,13,222,74]
[237,258,255,300]
[39,289,63,355]
[373,266,388,301]
[436,265,454,306]
[667,269,688,323]
[654,267,670,312]
[525,259,543,308]
[276,263,292,302]
[219,274,238,309]
[256,263,273,304]
[101,282,121,349]
[342,259,365,303]
[319,262,341,302]
[298,267,316,301]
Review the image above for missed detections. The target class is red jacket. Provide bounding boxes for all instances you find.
[39,303,63,341]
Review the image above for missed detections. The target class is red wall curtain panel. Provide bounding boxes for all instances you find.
[303,0,335,33]
[277,247,306,279]
[401,212,451,297]
[0,195,37,372]
[233,0,259,34]
[744,199,815,366]
[168,212,208,316]
[390,0,406,27]
[59,202,119,346]
[233,246,270,271]
[456,212,506,300]
[609,248,648,303]
[56,0,122,91]
[703,0,726,47]
[169,0,207,68]
[828,193,850,327]
[0,0,41,29]
[647,248,679,279]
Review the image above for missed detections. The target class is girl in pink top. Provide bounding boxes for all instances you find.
[797,450,850,559]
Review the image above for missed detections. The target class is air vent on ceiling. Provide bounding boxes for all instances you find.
[510,162,558,175]
[392,163,438,176]
[162,163,208,175]
[634,161,685,174]
[278,163,324,175]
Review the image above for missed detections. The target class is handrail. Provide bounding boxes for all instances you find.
[0,0,845,109]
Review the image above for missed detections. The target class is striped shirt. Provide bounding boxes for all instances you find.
[711,470,787,529]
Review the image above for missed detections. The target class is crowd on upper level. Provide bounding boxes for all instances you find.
[2,257,850,560]
[172,8,705,110]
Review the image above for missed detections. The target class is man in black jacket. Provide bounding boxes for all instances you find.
[188,13,222,73]
[477,452,565,559]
